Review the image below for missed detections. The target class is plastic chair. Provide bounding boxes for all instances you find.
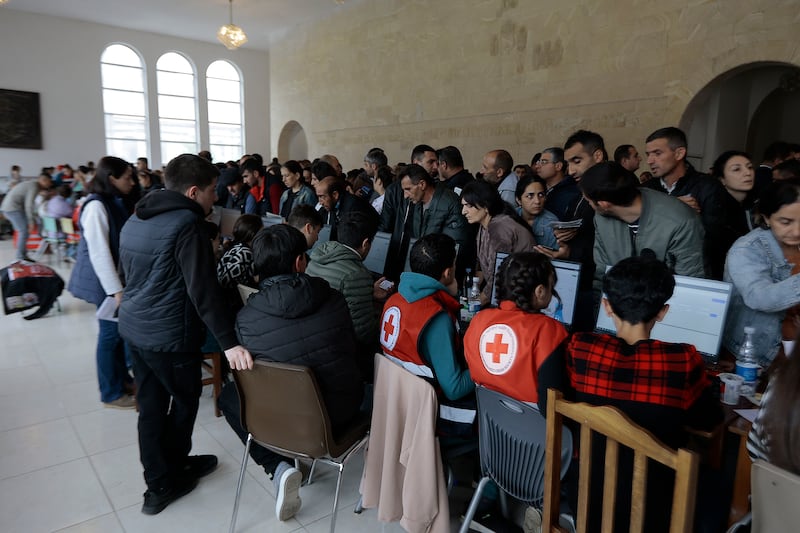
[542,389,699,533]
[459,386,573,533]
[34,216,65,262]
[228,360,369,533]
[749,459,800,532]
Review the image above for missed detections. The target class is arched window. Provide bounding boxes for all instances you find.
[206,60,244,163]
[101,44,148,163]
[157,52,199,166]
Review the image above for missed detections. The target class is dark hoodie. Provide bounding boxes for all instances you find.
[236,273,364,432]
[119,189,238,352]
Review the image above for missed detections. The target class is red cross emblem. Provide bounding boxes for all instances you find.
[479,324,517,375]
[485,333,509,364]
[383,314,396,343]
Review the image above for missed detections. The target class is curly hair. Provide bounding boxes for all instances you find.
[496,252,556,313]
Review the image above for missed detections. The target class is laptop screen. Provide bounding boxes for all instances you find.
[490,253,581,329]
[311,224,332,251]
[261,213,284,228]
[363,231,392,275]
[594,274,733,358]
[219,208,241,239]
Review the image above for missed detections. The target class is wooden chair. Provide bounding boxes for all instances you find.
[542,389,700,533]
[201,351,223,417]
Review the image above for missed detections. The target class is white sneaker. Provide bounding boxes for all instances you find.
[275,466,302,521]
[523,506,542,533]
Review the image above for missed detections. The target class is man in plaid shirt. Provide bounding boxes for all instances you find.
[564,253,721,532]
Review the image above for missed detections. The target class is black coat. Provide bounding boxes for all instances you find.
[236,273,364,432]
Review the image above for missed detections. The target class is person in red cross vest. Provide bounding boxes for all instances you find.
[379,233,474,434]
[464,251,568,413]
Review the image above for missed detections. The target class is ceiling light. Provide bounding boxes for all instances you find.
[217,0,247,50]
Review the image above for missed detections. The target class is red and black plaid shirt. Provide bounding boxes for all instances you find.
[566,333,708,410]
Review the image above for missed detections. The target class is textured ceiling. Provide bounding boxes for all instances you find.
[2,0,359,51]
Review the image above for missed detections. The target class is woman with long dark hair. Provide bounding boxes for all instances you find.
[460,180,535,305]
[723,178,800,367]
[748,336,800,474]
[68,156,135,408]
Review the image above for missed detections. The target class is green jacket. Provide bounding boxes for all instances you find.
[593,188,707,290]
[307,241,378,352]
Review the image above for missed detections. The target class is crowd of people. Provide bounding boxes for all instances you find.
[2,131,800,531]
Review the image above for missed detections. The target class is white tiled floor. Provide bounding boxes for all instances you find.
[0,238,416,533]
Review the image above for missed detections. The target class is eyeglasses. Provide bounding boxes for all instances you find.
[535,159,553,166]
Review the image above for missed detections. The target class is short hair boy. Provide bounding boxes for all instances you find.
[379,233,474,435]
[564,254,721,532]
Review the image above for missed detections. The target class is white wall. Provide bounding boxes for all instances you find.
[0,9,270,177]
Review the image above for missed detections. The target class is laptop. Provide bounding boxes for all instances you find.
[362,231,392,276]
[311,224,332,251]
[219,208,241,239]
[261,213,284,228]
[594,274,733,360]
[490,252,582,330]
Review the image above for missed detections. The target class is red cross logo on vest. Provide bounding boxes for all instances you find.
[478,324,518,375]
[380,306,401,351]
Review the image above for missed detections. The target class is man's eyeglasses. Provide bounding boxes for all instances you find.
[535,159,553,166]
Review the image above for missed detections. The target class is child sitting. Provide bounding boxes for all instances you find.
[464,251,567,412]
[216,214,263,289]
[564,253,721,533]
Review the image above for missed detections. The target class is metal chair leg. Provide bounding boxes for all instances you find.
[229,435,252,533]
[353,495,364,514]
[306,458,317,485]
[458,476,491,533]
[329,463,345,533]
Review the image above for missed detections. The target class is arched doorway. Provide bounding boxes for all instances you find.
[277,120,308,162]
[680,62,800,171]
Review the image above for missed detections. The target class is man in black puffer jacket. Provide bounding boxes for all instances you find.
[119,154,253,516]
[218,223,363,522]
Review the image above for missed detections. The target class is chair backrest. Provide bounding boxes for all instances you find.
[475,385,572,508]
[233,360,334,459]
[237,283,257,305]
[542,389,699,533]
[41,216,60,237]
[58,217,76,235]
[751,459,800,532]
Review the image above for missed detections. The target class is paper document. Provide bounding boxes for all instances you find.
[547,219,583,230]
[96,296,119,322]
[734,409,759,423]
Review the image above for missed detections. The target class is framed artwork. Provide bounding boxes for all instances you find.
[0,89,42,149]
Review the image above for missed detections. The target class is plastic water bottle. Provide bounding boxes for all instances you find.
[468,277,481,316]
[735,326,760,396]
[463,268,472,299]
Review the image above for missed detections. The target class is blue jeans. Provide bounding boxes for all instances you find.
[96,317,130,403]
[2,210,29,260]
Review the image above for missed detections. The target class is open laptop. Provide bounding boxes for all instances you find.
[261,213,284,228]
[219,207,241,239]
[491,252,582,330]
[311,224,332,251]
[594,274,733,360]
[362,231,392,276]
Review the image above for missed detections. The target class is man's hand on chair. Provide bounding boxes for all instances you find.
[225,345,253,370]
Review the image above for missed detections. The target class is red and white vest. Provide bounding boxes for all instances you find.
[464,301,567,404]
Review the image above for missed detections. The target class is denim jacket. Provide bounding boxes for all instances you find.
[722,227,800,364]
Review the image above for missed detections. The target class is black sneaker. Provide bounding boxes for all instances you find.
[141,477,198,515]
[178,454,218,480]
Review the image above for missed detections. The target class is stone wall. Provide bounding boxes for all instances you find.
[270,0,799,170]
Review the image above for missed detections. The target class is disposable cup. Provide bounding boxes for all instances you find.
[719,373,744,405]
